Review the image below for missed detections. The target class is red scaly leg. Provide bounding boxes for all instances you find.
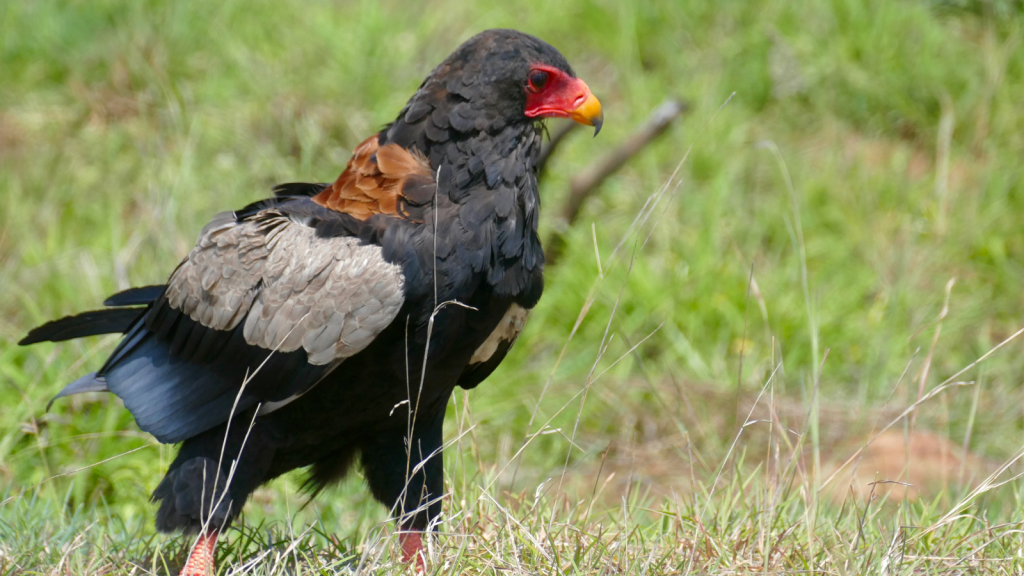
[399,530,426,571]
[180,532,218,576]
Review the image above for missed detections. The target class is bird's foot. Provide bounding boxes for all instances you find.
[180,532,218,576]
[399,531,426,571]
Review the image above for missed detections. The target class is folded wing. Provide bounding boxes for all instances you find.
[94,206,406,442]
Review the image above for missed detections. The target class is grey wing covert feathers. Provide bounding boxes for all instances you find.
[165,208,405,365]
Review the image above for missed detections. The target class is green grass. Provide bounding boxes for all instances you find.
[3,0,1024,573]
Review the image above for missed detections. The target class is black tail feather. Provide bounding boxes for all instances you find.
[22,284,164,346]
[19,308,146,345]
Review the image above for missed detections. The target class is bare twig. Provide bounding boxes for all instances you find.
[545,98,688,264]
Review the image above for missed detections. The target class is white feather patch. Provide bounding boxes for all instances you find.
[469,304,529,365]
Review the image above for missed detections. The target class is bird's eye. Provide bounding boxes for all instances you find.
[528,70,550,92]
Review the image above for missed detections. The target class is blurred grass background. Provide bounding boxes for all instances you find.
[3,0,1024,573]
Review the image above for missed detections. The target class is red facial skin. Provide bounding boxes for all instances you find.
[523,64,602,133]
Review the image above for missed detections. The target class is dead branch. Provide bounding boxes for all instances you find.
[545,98,688,265]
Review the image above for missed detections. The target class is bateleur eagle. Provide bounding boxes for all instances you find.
[19,28,602,575]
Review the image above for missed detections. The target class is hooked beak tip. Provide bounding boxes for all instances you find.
[569,87,603,135]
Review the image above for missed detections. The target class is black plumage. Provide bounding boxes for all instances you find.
[20,28,602,572]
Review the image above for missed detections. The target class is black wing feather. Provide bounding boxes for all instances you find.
[271,182,330,198]
[99,305,332,443]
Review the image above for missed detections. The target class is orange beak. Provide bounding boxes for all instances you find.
[569,81,603,136]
